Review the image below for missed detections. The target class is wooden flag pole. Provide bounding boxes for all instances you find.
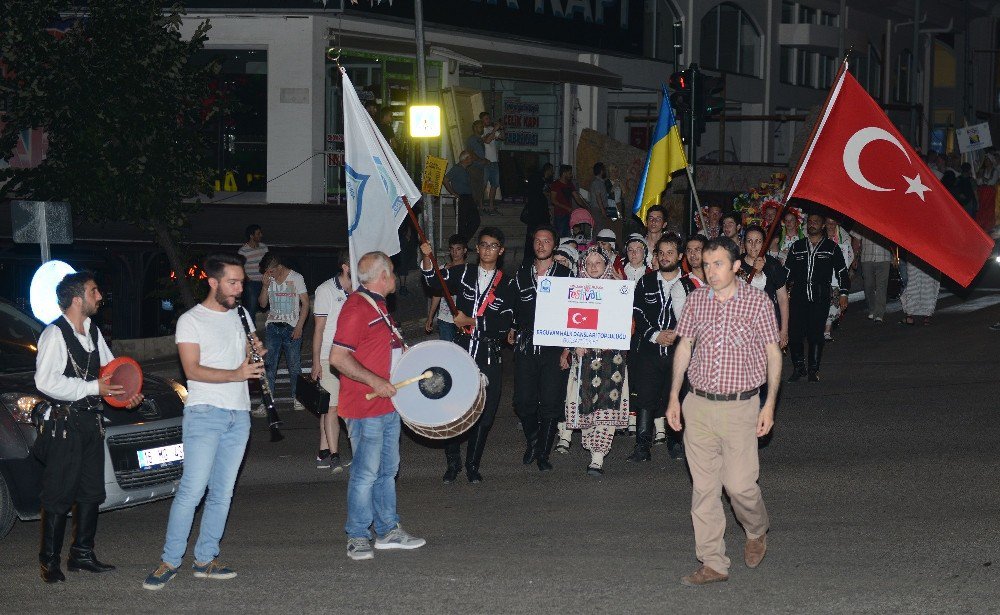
[685,164,710,236]
[401,194,459,317]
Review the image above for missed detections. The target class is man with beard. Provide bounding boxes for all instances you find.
[34,272,143,583]
[144,254,265,590]
[506,225,573,471]
[784,213,849,382]
[683,234,708,288]
[628,235,694,462]
[420,227,514,484]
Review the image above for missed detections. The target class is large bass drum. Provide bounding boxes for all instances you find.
[391,340,486,439]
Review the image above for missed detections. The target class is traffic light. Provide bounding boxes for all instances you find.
[692,73,724,146]
[668,70,692,114]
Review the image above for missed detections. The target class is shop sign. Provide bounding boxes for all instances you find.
[421,155,448,195]
[506,131,539,147]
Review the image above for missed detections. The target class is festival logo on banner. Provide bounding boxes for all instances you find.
[567,284,603,302]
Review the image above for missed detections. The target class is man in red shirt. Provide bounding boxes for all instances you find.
[549,164,588,239]
[330,251,425,561]
[666,237,782,587]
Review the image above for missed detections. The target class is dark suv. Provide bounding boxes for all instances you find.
[0,299,186,539]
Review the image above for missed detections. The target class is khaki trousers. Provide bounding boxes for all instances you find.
[682,394,769,575]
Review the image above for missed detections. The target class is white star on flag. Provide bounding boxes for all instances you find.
[902,174,931,201]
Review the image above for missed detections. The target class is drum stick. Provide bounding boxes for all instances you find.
[365,370,433,400]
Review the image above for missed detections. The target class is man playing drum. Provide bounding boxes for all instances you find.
[420,227,514,484]
[330,251,425,561]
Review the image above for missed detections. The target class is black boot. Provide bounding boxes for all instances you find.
[520,416,539,465]
[442,444,462,484]
[787,362,806,382]
[465,423,491,484]
[535,419,559,472]
[626,408,653,463]
[67,502,115,573]
[39,509,67,583]
[807,343,823,382]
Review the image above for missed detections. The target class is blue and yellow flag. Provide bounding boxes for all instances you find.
[632,86,688,223]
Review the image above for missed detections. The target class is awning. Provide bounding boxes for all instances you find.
[337,34,623,89]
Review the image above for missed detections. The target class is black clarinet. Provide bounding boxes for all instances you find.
[236,303,284,442]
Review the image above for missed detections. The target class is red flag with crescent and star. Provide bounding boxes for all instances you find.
[785,67,993,287]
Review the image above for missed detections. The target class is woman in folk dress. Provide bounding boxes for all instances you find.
[559,246,630,476]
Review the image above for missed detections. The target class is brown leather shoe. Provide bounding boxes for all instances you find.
[745,533,767,568]
[680,565,729,586]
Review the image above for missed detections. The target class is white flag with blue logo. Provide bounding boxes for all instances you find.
[341,67,420,274]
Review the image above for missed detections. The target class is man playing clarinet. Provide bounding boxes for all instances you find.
[143,253,265,590]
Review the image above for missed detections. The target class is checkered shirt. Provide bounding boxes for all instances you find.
[675,281,780,394]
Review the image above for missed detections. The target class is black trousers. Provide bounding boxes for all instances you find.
[630,351,673,418]
[788,297,827,367]
[35,409,106,515]
[514,347,565,423]
[444,355,502,467]
[457,194,480,244]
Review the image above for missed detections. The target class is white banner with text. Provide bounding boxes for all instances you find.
[533,276,635,350]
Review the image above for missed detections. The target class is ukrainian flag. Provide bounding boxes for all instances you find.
[632,86,688,223]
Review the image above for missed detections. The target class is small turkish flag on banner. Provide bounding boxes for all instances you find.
[785,67,993,287]
[567,308,599,330]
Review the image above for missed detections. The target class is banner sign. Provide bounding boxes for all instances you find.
[421,155,448,195]
[956,123,993,153]
[533,276,635,350]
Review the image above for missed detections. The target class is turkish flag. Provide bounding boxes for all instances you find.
[567,308,599,330]
[786,69,993,287]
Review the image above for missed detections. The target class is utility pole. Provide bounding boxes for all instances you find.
[909,0,921,146]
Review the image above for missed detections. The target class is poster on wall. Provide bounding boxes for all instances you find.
[502,99,540,148]
[956,123,993,153]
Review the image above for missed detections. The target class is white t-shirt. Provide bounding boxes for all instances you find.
[313,276,349,362]
[175,304,251,411]
[265,270,307,326]
[482,126,500,162]
[237,242,268,282]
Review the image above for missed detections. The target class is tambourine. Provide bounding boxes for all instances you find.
[100,357,143,408]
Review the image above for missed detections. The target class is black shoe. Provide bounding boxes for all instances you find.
[625,447,651,463]
[39,510,67,583]
[787,366,806,382]
[808,371,820,382]
[522,443,537,465]
[466,467,483,484]
[586,463,604,477]
[536,458,553,472]
[442,466,460,484]
[67,551,115,573]
[40,560,65,583]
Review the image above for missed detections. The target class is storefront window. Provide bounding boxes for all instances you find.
[700,3,761,77]
[324,52,442,204]
[194,49,267,193]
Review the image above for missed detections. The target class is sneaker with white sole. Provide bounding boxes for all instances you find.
[374,524,426,550]
[251,404,267,418]
[347,537,374,560]
[316,449,331,468]
[192,559,237,580]
[142,562,177,591]
[293,400,306,411]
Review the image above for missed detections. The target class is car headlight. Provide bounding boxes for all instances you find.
[168,380,188,404]
[0,393,47,425]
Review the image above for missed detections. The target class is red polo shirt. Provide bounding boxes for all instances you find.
[332,289,401,419]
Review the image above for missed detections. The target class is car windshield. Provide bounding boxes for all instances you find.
[0,301,43,374]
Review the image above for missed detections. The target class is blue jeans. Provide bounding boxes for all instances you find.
[264,322,302,399]
[437,319,458,343]
[242,280,262,322]
[161,405,250,567]
[344,412,401,539]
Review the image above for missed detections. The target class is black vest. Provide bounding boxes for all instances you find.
[53,317,100,384]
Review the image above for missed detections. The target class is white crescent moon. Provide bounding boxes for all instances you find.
[842,127,911,192]
[571,312,585,324]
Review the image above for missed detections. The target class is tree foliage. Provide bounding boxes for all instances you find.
[0,0,221,308]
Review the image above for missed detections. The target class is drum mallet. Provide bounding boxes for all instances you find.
[365,370,433,400]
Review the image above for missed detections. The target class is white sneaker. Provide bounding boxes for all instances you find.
[293,400,306,411]
[251,404,267,418]
[374,524,426,550]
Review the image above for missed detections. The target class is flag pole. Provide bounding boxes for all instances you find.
[401,195,460,317]
[749,59,849,284]
[685,164,709,235]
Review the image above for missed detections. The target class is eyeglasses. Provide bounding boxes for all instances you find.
[478,242,502,251]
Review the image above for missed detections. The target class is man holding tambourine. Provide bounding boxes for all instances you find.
[33,272,144,583]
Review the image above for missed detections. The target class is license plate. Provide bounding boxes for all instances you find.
[137,443,184,470]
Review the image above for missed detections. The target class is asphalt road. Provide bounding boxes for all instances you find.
[3,290,1000,614]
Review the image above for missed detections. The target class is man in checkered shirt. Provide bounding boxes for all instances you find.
[666,236,783,587]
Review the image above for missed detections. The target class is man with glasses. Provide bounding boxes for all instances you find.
[420,227,514,484]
